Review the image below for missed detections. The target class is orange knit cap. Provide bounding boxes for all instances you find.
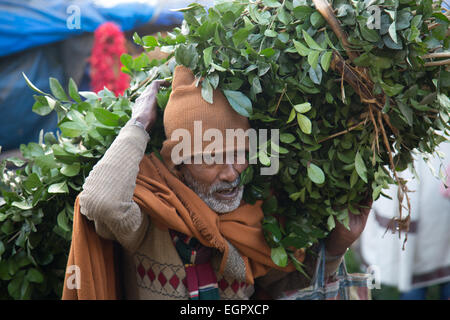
[160,65,250,172]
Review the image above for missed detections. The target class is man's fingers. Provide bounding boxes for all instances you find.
[138,79,170,99]
[152,79,170,88]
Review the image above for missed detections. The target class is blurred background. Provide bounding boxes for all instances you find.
[0,0,212,158]
[0,0,448,300]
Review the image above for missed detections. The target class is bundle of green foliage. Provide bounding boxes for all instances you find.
[0,0,449,299]
[147,0,449,265]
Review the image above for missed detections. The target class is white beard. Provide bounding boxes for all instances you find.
[182,170,244,214]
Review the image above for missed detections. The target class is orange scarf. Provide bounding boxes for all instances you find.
[62,153,299,299]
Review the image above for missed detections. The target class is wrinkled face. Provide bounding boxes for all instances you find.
[179,152,248,214]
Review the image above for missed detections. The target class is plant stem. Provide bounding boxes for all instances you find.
[422,52,450,59]
[318,120,366,143]
[424,59,450,67]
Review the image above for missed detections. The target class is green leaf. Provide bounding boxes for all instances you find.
[93,108,120,127]
[350,169,358,188]
[142,35,158,47]
[260,47,275,57]
[11,200,33,210]
[293,102,311,113]
[310,11,325,28]
[7,157,26,167]
[372,185,383,200]
[320,51,333,72]
[120,54,134,70]
[22,73,46,95]
[360,25,380,42]
[259,149,271,166]
[277,32,289,43]
[223,90,252,117]
[287,108,296,123]
[307,50,320,69]
[175,44,199,70]
[24,173,42,192]
[45,96,57,111]
[34,154,58,170]
[208,73,219,89]
[396,10,412,30]
[263,0,281,8]
[302,30,323,51]
[262,195,278,214]
[297,113,312,134]
[264,30,278,37]
[309,66,322,84]
[327,215,336,231]
[59,121,86,138]
[251,76,262,94]
[49,77,68,101]
[293,6,313,20]
[263,222,282,242]
[60,163,80,177]
[68,78,82,103]
[280,133,296,143]
[48,182,69,194]
[79,91,99,101]
[203,46,213,67]
[232,27,252,47]
[201,79,214,104]
[271,246,288,267]
[26,268,44,283]
[388,22,398,44]
[355,151,368,183]
[240,165,254,185]
[0,241,4,258]
[307,163,325,184]
[132,32,143,45]
[32,97,52,116]
[271,141,289,154]
[57,210,71,232]
[383,34,403,50]
[7,273,24,299]
[293,40,311,56]
[278,7,292,25]
[211,62,226,72]
[381,83,404,97]
[133,53,150,70]
[289,189,303,201]
[398,101,413,126]
[20,142,44,158]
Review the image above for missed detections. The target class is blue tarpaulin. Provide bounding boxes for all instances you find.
[0,0,184,58]
[0,0,189,151]
[0,44,63,151]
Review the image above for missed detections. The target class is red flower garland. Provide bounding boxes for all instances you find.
[90,22,130,96]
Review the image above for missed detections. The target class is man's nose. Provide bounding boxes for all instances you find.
[218,164,239,183]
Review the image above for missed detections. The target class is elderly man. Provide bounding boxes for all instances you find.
[62,66,370,300]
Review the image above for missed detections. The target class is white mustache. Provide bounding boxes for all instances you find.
[209,177,241,194]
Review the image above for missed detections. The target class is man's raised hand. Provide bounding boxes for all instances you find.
[131,79,169,132]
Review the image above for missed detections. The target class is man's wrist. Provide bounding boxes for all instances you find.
[128,118,149,133]
[324,237,350,257]
[325,248,347,262]
[324,249,346,280]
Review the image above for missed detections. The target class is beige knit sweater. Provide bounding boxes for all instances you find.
[79,121,343,300]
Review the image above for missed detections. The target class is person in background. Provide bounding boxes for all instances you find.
[360,142,450,300]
